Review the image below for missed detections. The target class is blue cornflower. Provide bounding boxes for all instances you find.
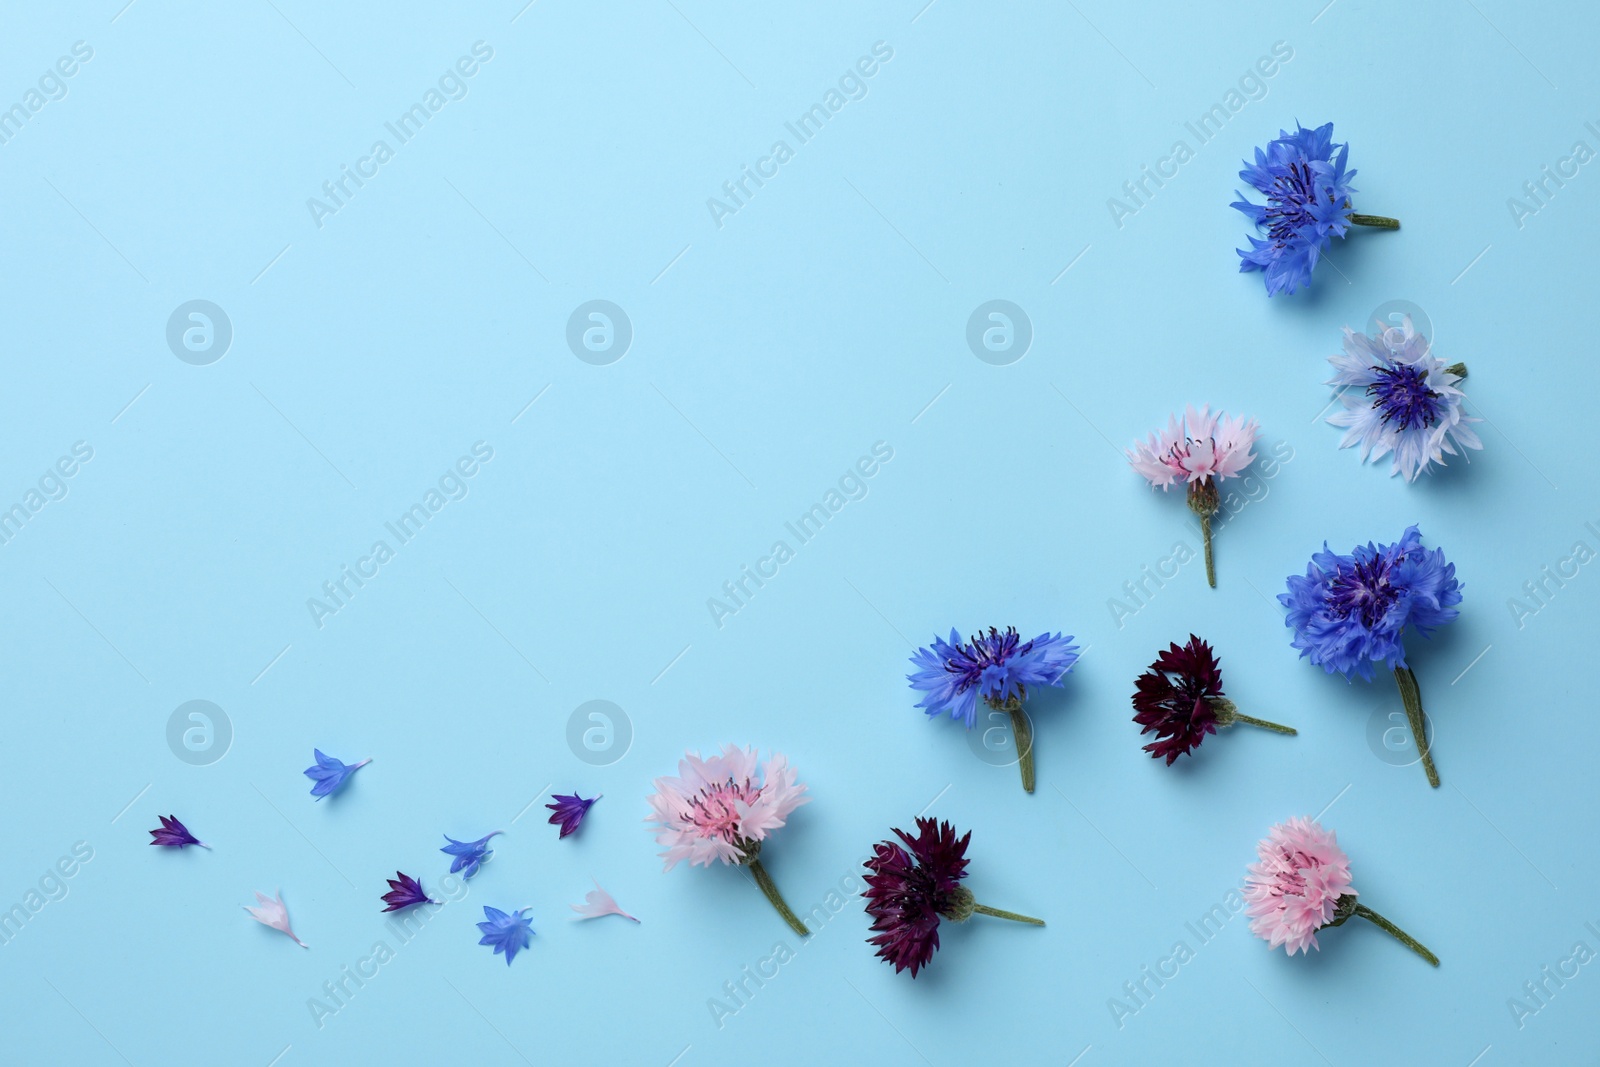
[476,906,535,966]
[303,750,370,800]
[1232,122,1397,296]
[1327,324,1481,481]
[441,830,503,878]
[1280,526,1461,787]
[907,627,1079,793]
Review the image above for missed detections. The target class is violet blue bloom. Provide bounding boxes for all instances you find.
[148,815,208,849]
[476,906,535,965]
[1232,122,1397,296]
[441,831,503,879]
[380,872,438,913]
[546,792,599,839]
[1280,525,1461,788]
[303,750,370,800]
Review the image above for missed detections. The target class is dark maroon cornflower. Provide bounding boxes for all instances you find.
[546,792,600,839]
[148,815,208,849]
[380,872,438,913]
[862,817,1043,977]
[1132,635,1297,765]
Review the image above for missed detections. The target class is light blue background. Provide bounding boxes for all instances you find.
[1,1,1596,1063]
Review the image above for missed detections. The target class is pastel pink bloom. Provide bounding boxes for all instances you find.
[646,745,808,870]
[1127,405,1260,489]
[570,879,639,923]
[1243,817,1354,955]
[243,889,307,948]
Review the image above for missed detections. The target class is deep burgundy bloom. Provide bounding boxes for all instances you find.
[380,872,438,913]
[863,818,971,977]
[1132,636,1225,764]
[148,815,207,849]
[546,792,599,839]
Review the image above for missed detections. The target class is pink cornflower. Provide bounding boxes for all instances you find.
[1127,406,1259,587]
[1243,817,1437,965]
[646,745,810,935]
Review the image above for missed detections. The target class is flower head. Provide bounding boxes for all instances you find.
[440,831,503,879]
[646,746,808,870]
[380,872,437,913]
[243,889,307,948]
[1127,406,1260,490]
[303,750,370,800]
[1233,122,1358,295]
[1243,817,1355,955]
[476,906,535,965]
[148,814,207,849]
[546,792,599,839]
[1280,526,1462,680]
[1131,636,1225,764]
[863,818,972,977]
[908,627,1079,727]
[1327,324,1481,481]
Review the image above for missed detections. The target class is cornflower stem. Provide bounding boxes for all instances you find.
[748,858,809,937]
[972,904,1046,926]
[1231,712,1298,736]
[1348,213,1400,229]
[1392,665,1440,788]
[1445,362,1468,379]
[1187,478,1220,588]
[1354,903,1438,966]
[1001,697,1035,793]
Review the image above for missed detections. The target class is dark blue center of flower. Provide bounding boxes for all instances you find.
[1326,557,1398,628]
[1263,162,1327,247]
[1366,364,1442,430]
[944,627,1027,690]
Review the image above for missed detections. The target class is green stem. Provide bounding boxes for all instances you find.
[972,903,1045,926]
[1201,512,1216,588]
[1348,213,1400,229]
[1355,904,1438,966]
[1444,362,1468,379]
[1005,698,1035,794]
[1392,666,1440,788]
[1231,712,1297,736]
[747,858,809,936]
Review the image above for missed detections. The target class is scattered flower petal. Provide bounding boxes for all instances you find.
[303,749,370,800]
[441,831,503,879]
[476,906,535,965]
[380,872,438,913]
[570,880,639,923]
[243,889,307,948]
[148,814,208,849]
[546,792,600,839]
